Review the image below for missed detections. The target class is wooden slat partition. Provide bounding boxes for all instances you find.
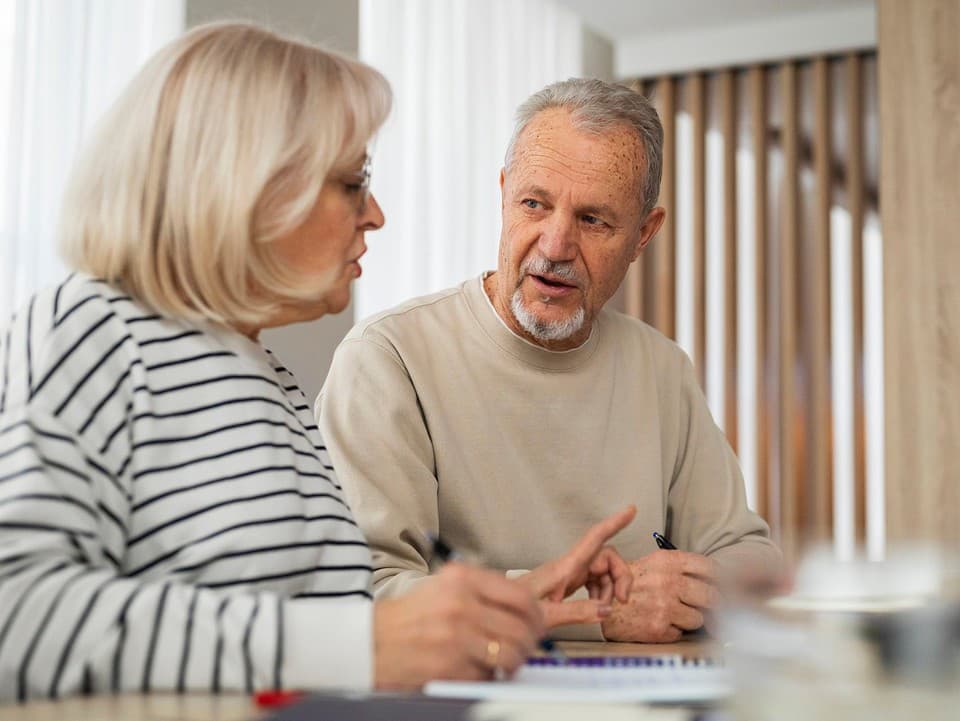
[720,70,738,451]
[779,61,799,559]
[653,77,676,338]
[625,261,644,318]
[750,65,770,524]
[810,58,833,541]
[690,73,707,387]
[624,52,879,562]
[625,79,646,321]
[640,79,659,325]
[847,53,867,545]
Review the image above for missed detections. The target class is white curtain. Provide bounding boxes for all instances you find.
[0,0,184,322]
[357,0,583,320]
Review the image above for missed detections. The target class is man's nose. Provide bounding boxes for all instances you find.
[537,213,577,261]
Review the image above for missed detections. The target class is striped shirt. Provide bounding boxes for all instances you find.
[0,274,373,701]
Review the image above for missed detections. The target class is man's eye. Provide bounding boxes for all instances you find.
[343,182,364,194]
[521,199,541,209]
[581,214,604,226]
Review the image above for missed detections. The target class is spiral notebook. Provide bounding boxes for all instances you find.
[425,655,732,704]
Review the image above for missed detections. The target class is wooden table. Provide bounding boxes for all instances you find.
[555,638,717,658]
[0,639,716,721]
[0,693,259,721]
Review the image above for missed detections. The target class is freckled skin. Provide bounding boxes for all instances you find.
[484,108,665,351]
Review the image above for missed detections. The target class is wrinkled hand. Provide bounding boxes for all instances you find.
[520,505,636,628]
[373,563,544,689]
[601,550,719,642]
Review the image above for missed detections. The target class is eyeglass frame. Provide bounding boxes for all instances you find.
[338,154,372,212]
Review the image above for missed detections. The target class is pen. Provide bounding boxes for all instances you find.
[427,533,564,660]
[652,531,677,550]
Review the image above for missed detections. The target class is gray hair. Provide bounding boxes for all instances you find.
[504,78,663,217]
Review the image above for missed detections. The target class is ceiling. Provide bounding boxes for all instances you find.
[553,0,875,41]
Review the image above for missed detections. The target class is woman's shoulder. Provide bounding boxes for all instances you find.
[0,275,127,409]
[7,274,141,337]
[15,274,213,351]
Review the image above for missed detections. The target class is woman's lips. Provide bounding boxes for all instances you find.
[349,248,367,278]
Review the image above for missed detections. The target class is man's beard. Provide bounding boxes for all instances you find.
[509,258,585,343]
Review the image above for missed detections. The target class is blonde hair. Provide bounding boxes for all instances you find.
[60,22,391,327]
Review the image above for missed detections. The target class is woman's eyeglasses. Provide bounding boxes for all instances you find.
[340,155,372,211]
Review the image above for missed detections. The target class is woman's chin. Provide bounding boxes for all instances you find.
[320,286,352,316]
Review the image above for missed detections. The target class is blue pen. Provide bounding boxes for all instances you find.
[652,531,677,550]
[427,533,564,659]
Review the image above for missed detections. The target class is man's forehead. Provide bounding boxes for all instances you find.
[510,109,644,189]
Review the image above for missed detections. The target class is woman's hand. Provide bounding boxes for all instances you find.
[372,563,544,690]
[519,505,637,628]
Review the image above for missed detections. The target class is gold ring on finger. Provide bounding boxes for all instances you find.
[485,639,501,669]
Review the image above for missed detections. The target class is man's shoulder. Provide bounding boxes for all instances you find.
[602,309,691,366]
[345,280,472,345]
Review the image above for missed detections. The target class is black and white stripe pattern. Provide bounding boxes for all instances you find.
[0,275,372,700]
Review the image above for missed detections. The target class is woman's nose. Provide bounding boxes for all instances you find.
[361,193,385,230]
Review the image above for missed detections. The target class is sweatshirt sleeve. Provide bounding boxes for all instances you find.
[0,298,372,701]
[318,336,437,598]
[667,353,782,576]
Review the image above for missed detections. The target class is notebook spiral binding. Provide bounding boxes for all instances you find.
[526,654,722,668]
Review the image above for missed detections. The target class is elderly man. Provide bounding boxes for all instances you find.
[318,78,780,642]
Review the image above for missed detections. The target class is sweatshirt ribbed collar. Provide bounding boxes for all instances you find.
[464,272,601,371]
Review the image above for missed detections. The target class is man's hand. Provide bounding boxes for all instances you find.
[601,550,719,643]
[520,505,636,628]
[373,563,544,689]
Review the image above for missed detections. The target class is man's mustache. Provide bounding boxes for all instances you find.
[519,258,583,288]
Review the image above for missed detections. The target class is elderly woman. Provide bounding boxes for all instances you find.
[0,23,634,701]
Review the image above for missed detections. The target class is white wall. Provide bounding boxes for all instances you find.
[186,0,359,402]
[616,4,876,78]
[187,0,358,55]
[581,25,615,82]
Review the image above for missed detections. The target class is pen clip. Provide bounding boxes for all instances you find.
[426,532,462,570]
[652,531,677,550]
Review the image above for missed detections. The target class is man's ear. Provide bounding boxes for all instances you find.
[499,167,506,209]
[631,207,666,261]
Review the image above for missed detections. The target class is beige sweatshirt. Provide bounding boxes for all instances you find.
[318,274,779,637]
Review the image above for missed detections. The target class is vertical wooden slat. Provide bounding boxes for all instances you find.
[654,76,677,339]
[847,53,867,546]
[720,70,738,452]
[625,271,643,318]
[625,79,646,320]
[779,61,800,561]
[642,80,660,327]
[811,57,833,541]
[643,225,659,327]
[690,73,707,387]
[625,255,645,319]
[750,66,769,525]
